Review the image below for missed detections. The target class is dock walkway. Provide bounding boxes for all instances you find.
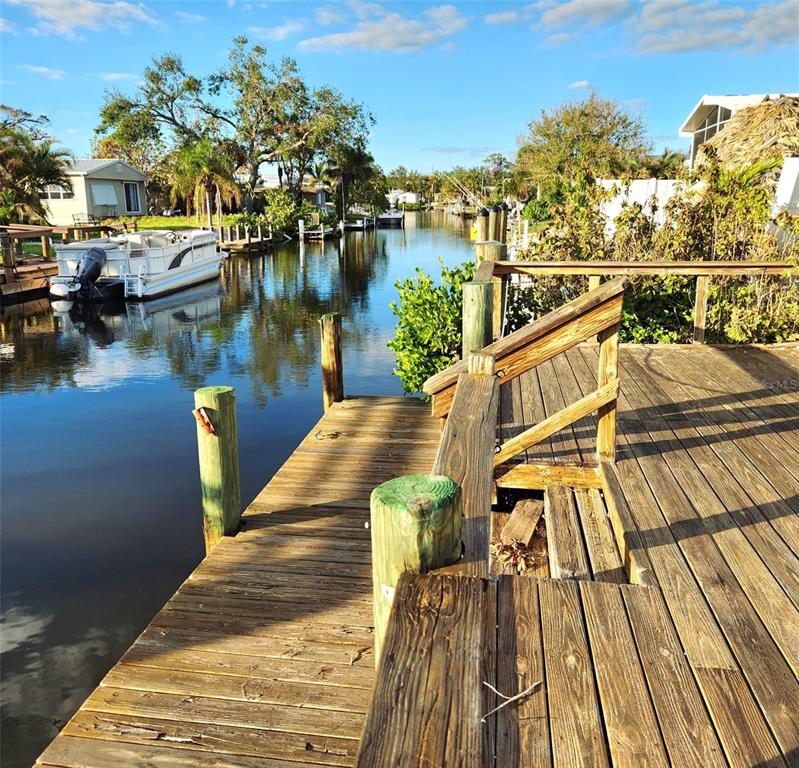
[36,396,439,767]
[36,345,799,767]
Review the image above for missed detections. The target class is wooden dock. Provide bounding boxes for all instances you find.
[36,340,799,766]
[36,396,439,767]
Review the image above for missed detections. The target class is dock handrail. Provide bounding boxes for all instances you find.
[483,259,798,343]
[423,276,627,447]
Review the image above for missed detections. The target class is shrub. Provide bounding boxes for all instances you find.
[388,260,475,395]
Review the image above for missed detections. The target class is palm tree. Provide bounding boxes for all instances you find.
[0,127,72,223]
[170,139,240,228]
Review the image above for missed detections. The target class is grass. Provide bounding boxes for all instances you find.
[106,214,239,231]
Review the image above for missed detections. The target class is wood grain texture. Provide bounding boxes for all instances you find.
[433,372,499,576]
[428,296,625,417]
[194,385,241,553]
[574,489,626,583]
[355,573,494,768]
[500,498,544,546]
[539,579,609,768]
[496,576,549,768]
[370,474,461,661]
[423,276,627,397]
[579,581,668,767]
[36,397,440,768]
[545,486,591,580]
[621,584,727,768]
[494,379,618,467]
[320,313,344,411]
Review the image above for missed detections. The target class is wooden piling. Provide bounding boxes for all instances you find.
[498,203,508,244]
[475,240,507,263]
[194,385,241,554]
[1,233,14,284]
[462,281,493,358]
[319,312,344,412]
[475,208,489,242]
[370,473,461,662]
[693,276,709,343]
[488,206,499,242]
[589,275,601,292]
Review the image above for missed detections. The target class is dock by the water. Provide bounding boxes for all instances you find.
[36,396,439,767]
[35,263,799,767]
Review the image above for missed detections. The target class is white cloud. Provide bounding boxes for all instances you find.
[247,18,306,41]
[569,79,592,89]
[97,71,137,81]
[535,0,632,27]
[299,3,468,52]
[315,5,347,26]
[484,10,519,24]
[6,0,158,37]
[0,17,17,33]
[545,31,575,44]
[174,10,207,23]
[636,0,798,53]
[21,64,67,79]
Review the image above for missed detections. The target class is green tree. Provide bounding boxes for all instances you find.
[641,148,687,179]
[170,138,239,228]
[0,106,72,224]
[515,93,648,200]
[95,38,372,212]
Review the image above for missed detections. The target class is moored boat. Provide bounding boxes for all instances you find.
[377,210,404,228]
[49,229,225,302]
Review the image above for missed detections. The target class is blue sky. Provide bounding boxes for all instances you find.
[1,0,797,171]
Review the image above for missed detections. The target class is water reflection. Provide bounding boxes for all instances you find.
[0,212,474,767]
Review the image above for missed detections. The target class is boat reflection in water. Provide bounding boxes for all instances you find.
[51,282,223,348]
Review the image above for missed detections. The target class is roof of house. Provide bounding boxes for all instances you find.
[679,93,799,135]
[67,158,146,178]
[699,95,799,184]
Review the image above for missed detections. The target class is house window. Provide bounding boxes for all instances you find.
[91,182,118,205]
[43,184,73,200]
[124,182,141,213]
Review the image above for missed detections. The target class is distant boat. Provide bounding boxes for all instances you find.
[302,224,338,241]
[343,216,377,231]
[377,210,404,228]
[49,229,225,302]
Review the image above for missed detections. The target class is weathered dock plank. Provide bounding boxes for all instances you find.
[36,396,439,767]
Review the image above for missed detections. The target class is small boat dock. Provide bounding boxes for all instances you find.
[35,264,799,767]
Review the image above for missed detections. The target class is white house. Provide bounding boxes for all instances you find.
[386,190,418,207]
[679,94,798,167]
[42,159,147,225]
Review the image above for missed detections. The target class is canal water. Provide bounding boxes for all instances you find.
[0,212,474,766]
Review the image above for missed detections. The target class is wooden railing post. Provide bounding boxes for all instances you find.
[588,275,601,292]
[370,474,461,663]
[693,275,709,343]
[193,385,241,554]
[462,281,493,358]
[319,312,343,412]
[596,322,620,462]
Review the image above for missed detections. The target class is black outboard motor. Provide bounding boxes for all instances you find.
[75,248,107,299]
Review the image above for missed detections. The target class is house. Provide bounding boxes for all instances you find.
[42,159,147,225]
[679,93,799,167]
[386,190,418,207]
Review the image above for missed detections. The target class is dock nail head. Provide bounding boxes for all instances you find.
[193,407,216,435]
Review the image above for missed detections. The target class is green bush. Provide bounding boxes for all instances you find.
[388,259,475,395]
